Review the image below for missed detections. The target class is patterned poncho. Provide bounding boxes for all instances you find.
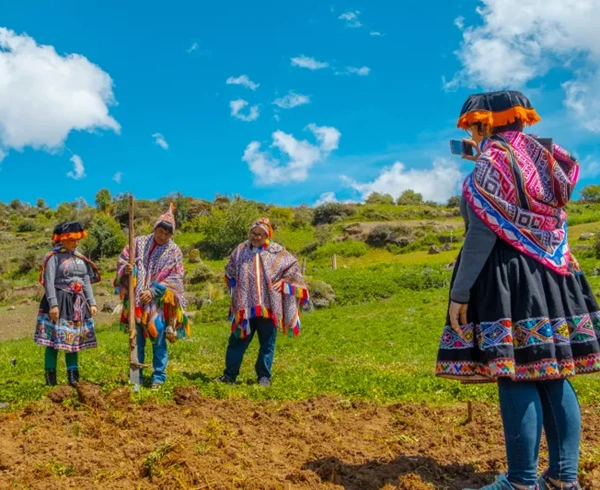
[225,241,309,339]
[464,131,579,275]
[115,235,190,342]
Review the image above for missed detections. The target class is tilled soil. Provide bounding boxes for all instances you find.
[0,384,598,490]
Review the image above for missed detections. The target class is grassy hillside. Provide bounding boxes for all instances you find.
[0,193,599,406]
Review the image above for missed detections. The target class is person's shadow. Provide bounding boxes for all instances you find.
[302,455,497,490]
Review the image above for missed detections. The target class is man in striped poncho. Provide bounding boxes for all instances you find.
[218,217,309,387]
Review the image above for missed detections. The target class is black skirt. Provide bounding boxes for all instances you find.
[436,239,600,383]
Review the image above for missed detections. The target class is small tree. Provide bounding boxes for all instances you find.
[447,196,461,208]
[81,214,126,260]
[36,198,47,209]
[580,185,600,202]
[313,203,356,225]
[396,190,423,206]
[200,198,259,259]
[365,192,395,205]
[95,188,113,213]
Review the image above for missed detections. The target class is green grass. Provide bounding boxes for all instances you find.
[2,285,600,407]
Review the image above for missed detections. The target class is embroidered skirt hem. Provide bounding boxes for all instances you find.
[436,240,600,383]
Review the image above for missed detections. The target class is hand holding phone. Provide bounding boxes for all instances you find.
[450,139,476,159]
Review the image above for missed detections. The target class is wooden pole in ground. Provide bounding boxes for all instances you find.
[332,254,337,270]
[128,195,142,392]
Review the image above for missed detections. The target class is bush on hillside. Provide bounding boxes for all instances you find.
[581,185,600,203]
[19,250,40,274]
[366,192,395,205]
[366,224,413,248]
[595,233,600,259]
[292,206,314,229]
[313,203,356,225]
[188,262,216,285]
[447,196,461,208]
[17,220,37,233]
[188,249,201,264]
[81,214,126,260]
[305,279,335,309]
[95,189,112,212]
[199,198,259,259]
[396,190,423,206]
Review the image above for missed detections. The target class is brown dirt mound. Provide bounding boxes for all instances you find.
[0,389,598,489]
[47,385,74,404]
[173,385,203,405]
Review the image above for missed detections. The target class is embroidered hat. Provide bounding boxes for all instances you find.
[457,90,541,130]
[154,203,176,232]
[250,217,273,238]
[52,222,87,242]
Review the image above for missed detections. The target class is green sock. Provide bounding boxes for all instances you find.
[65,352,78,371]
[44,347,58,370]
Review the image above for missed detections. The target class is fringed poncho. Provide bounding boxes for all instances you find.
[225,241,309,339]
[115,235,190,342]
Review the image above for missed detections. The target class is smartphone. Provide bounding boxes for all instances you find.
[450,139,474,157]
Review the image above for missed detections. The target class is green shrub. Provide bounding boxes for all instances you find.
[292,206,314,229]
[199,198,259,259]
[367,225,413,248]
[17,220,37,233]
[595,233,600,259]
[366,192,395,205]
[19,250,40,274]
[396,190,423,206]
[313,203,356,225]
[188,249,201,264]
[81,214,126,260]
[188,262,216,285]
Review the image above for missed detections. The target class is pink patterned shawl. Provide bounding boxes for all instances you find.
[464,131,580,275]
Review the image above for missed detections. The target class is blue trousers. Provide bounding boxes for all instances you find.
[498,378,581,485]
[223,318,277,381]
[137,325,168,385]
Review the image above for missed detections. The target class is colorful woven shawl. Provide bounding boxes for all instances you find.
[39,246,101,285]
[225,241,309,339]
[463,131,579,275]
[115,235,189,341]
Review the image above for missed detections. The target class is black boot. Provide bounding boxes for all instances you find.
[67,369,79,387]
[45,369,57,387]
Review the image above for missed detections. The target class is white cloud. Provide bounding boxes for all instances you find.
[230,99,260,122]
[338,11,362,28]
[273,91,311,109]
[152,133,169,150]
[315,192,338,206]
[67,155,86,180]
[580,155,600,178]
[187,42,198,53]
[291,55,329,70]
[242,124,341,185]
[226,74,259,91]
[113,172,122,184]
[345,159,463,203]
[0,149,6,163]
[370,31,383,36]
[346,66,370,76]
[447,0,600,130]
[0,27,120,159]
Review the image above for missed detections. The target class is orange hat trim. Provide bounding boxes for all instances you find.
[457,106,541,130]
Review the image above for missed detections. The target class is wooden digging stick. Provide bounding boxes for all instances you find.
[127,195,149,392]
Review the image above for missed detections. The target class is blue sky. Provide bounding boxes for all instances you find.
[1,0,599,208]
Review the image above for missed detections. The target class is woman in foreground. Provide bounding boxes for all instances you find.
[436,90,600,490]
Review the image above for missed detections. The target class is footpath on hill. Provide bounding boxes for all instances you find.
[0,384,599,489]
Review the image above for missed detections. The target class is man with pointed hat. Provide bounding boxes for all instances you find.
[218,217,309,387]
[115,204,190,390]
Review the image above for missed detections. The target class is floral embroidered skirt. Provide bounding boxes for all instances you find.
[436,240,600,383]
[35,290,97,353]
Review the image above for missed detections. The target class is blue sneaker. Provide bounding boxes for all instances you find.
[464,473,538,490]
[538,471,581,490]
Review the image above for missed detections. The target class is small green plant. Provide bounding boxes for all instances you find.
[141,439,178,479]
[17,220,37,233]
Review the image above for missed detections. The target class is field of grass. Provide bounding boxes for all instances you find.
[0,199,599,411]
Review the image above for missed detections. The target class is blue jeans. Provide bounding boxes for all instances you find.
[137,325,168,385]
[223,318,277,381]
[498,378,581,486]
